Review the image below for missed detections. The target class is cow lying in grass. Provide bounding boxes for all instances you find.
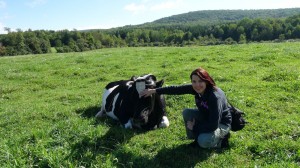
[95,74,169,130]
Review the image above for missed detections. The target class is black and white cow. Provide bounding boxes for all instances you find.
[95,74,169,130]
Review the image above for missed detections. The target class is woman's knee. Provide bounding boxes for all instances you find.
[182,108,196,119]
[197,134,216,148]
[182,109,190,118]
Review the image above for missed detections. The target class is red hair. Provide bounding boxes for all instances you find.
[190,67,216,89]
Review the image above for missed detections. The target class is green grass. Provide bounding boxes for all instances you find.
[0,42,300,167]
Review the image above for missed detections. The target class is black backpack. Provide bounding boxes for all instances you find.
[229,103,247,131]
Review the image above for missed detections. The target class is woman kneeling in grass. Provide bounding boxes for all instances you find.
[140,67,231,148]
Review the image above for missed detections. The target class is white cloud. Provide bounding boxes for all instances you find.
[203,0,300,10]
[267,0,300,9]
[0,1,6,8]
[124,3,146,14]
[26,0,47,8]
[0,13,12,20]
[150,0,183,11]
[124,0,184,14]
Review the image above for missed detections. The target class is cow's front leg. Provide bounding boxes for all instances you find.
[159,116,170,128]
[117,108,133,129]
[124,119,133,129]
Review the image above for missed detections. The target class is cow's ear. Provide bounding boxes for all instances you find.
[156,79,164,88]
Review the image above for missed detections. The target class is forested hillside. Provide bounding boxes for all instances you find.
[1,8,300,56]
[151,8,300,25]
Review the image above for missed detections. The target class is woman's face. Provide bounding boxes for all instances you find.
[191,75,206,94]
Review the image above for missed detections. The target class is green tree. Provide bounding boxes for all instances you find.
[272,21,284,39]
[85,33,96,49]
[16,32,27,55]
[24,31,42,54]
[149,30,162,43]
[140,31,150,43]
[285,30,292,39]
[292,25,300,38]
[236,26,245,38]
[39,39,51,53]
[227,24,238,41]
[0,46,6,56]
[183,31,193,41]
[125,32,138,47]
[251,28,259,41]
[278,34,285,41]
[224,37,236,44]
[238,18,253,40]
[4,27,11,33]
[100,34,114,47]
[212,25,224,39]
[260,22,273,40]
[239,34,247,44]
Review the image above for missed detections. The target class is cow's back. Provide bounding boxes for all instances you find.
[102,80,135,121]
[105,80,133,90]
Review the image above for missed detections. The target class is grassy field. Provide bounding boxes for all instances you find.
[0,42,299,167]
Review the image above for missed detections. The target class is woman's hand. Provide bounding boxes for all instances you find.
[187,118,195,130]
[139,89,156,97]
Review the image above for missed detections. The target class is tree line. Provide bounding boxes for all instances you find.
[1,14,300,56]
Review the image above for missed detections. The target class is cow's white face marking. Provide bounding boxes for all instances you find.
[135,81,145,94]
[135,74,156,93]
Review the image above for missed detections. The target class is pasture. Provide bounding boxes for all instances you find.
[0,42,299,167]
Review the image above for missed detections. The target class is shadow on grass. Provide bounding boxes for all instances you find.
[72,105,223,167]
[75,105,100,118]
[150,145,214,168]
[114,143,217,168]
[68,105,148,167]
[75,105,125,127]
[66,125,141,167]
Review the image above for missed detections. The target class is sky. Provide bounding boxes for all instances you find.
[1,0,300,34]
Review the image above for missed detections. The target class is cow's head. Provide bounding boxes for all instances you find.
[131,74,164,129]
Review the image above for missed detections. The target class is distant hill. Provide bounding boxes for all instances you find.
[85,8,300,32]
[117,8,300,29]
[152,8,300,25]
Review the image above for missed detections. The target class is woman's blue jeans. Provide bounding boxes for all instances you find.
[182,108,230,148]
